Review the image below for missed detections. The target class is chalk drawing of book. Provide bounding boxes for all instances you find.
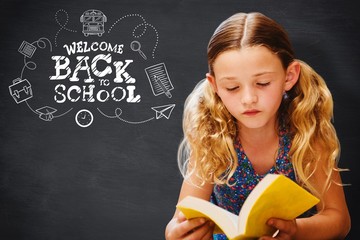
[145,63,173,98]
[18,41,36,58]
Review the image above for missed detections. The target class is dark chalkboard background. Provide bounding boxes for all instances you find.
[0,0,358,239]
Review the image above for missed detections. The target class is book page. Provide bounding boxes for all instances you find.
[177,196,238,238]
[237,174,319,237]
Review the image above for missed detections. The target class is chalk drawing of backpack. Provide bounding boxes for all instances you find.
[9,78,33,104]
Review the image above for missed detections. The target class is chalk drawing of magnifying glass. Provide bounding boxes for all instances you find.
[130,40,147,60]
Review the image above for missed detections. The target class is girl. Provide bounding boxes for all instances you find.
[165,12,351,240]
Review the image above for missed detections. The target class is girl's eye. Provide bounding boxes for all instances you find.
[257,82,270,87]
[226,86,239,91]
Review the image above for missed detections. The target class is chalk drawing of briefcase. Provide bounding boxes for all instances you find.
[9,78,33,104]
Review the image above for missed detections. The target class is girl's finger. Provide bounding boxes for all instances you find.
[186,221,214,240]
[176,217,207,236]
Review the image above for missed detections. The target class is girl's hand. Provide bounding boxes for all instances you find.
[259,218,297,240]
[165,212,215,240]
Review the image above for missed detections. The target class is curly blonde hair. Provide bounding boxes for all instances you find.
[178,12,341,202]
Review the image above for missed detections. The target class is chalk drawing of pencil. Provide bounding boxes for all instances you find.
[154,75,172,98]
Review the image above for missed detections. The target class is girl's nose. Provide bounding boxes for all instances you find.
[241,87,258,105]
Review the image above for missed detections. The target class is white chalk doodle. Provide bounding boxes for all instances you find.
[10,37,73,121]
[145,63,174,98]
[11,9,175,127]
[108,13,159,59]
[80,10,107,37]
[54,9,77,47]
[97,107,154,124]
[36,106,57,121]
[97,104,176,124]
[151,104,175,120]
[130,40,147,60]
[18,41,36,58]
[75,109,94,127]
[9,78,33,104]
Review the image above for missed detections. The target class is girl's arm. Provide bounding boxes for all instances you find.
[261,156,351,239]
[294,168,351,239]
[165,175,215,240]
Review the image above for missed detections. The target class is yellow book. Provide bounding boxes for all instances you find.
[176,174,319,240]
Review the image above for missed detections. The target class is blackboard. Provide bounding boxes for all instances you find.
[0,0,358,239]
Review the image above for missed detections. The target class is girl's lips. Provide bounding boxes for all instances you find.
[243,110,260,116]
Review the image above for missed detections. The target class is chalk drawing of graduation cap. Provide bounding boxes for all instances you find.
[35,106,57,121]
[151,104,175,119]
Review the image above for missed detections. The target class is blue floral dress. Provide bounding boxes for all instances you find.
[210,129,296,240]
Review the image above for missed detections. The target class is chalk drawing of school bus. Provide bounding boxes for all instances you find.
[80,9,107,37]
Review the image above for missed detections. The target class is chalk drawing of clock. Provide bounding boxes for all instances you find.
[75,109,93,127]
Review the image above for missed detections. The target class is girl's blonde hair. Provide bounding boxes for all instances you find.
[178,12,341,202]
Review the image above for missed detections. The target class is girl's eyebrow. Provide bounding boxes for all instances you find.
[218,76,237,81]
[219,71,275,81]
[253,71,276,77]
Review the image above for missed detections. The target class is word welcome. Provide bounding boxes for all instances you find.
[63,41,124,55]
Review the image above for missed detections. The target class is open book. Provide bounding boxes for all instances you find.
[176,174,319,240]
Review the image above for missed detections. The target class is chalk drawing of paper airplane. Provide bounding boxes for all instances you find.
[145,63,174,98]
[151,104,175,119]
[36,106,57,121]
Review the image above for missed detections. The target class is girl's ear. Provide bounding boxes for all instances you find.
[284,61,301,91]
[206,73,218,93]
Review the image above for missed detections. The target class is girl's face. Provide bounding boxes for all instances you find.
[207,46,299,131]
